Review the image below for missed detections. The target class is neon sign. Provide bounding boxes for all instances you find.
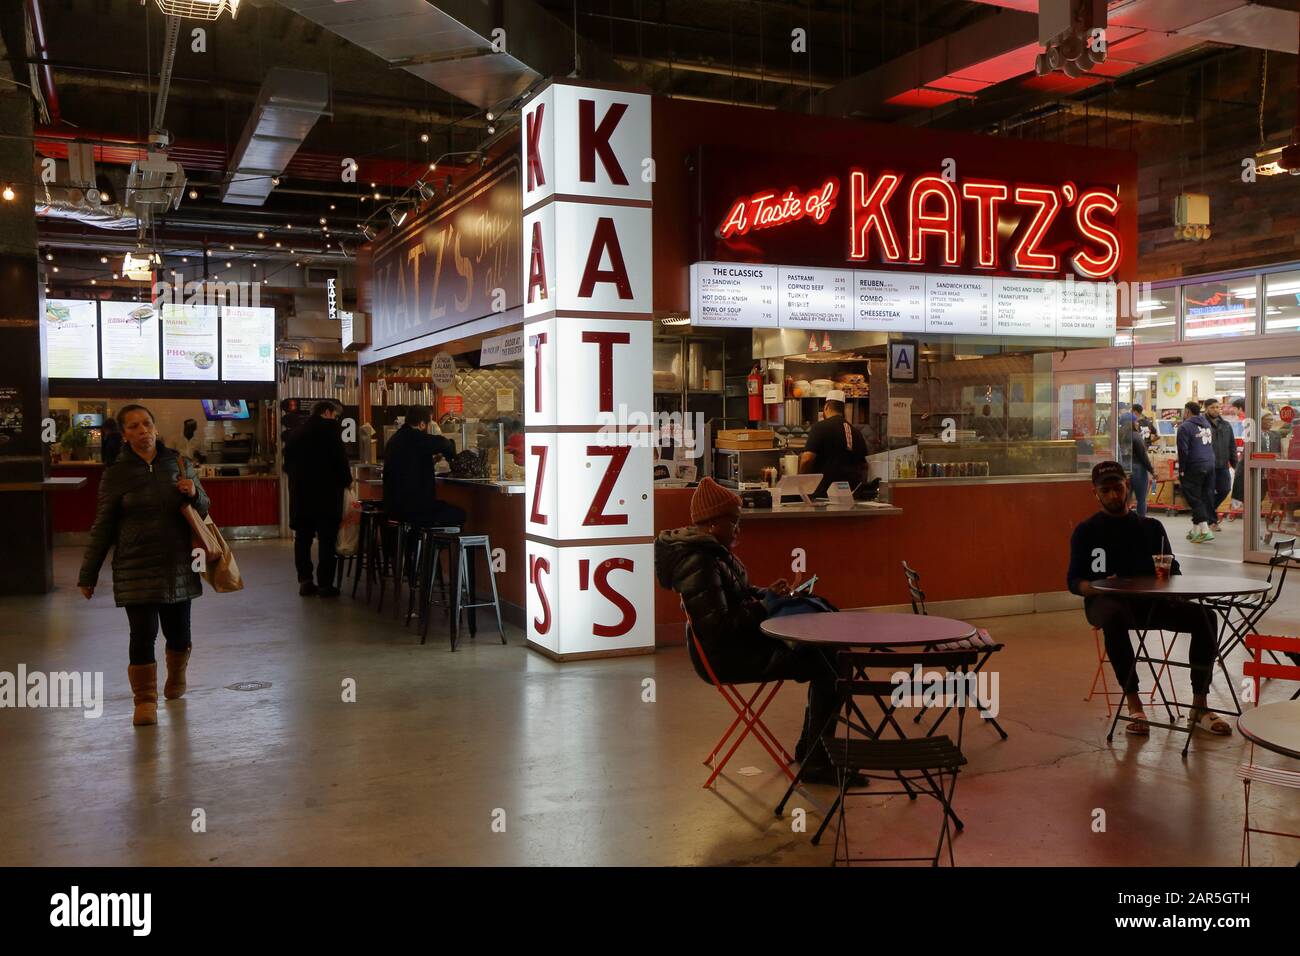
[719,177,839,239]
[720,169,1123,279]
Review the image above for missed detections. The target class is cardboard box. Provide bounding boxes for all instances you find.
[715,429,775,449]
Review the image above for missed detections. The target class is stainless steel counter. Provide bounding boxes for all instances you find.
[739,500,901,519]
[436,476,525,495]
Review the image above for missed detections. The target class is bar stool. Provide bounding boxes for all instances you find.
[451,534,505,651]
[377,518,423,616]
[413,526,460,642]
[350,505,384,601]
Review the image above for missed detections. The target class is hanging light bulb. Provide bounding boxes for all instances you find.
[1,184,15,201]
[486,111,495,122]
[257,231,265,239]
[420,132,430,143]
[100,256,108,264]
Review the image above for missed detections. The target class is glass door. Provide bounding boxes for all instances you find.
[1244,361,1300,562]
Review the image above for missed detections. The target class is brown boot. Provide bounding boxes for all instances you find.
[128,663,158,726]
[164,648,191,700]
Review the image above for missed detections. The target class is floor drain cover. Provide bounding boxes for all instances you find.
[225,680,272,692]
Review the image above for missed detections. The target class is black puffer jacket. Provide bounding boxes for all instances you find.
[79,446,210,607]
[654,527,778,680]
[283,415,352,530]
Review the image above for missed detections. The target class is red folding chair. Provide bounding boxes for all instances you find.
[683,605,796,789]
[1243,633,1300,704]
[1264,470,1300,543]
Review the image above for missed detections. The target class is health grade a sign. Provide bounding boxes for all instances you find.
[522,81,655,660]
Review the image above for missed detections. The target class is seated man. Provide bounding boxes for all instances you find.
[382,407,464,527]
[655,477,842,782]
[1068,461,1229,736]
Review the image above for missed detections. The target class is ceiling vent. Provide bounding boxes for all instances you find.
[220,68,329,207]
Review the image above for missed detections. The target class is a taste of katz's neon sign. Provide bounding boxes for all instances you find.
[717,170,1122,280]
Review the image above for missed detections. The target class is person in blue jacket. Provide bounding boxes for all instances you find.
[1176,401,1217,543]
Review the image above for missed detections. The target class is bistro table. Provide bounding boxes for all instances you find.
[1091,575,1270,756]
[761,610,978,822]
[1236,700,1300,864]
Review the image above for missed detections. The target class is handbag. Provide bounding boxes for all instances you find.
[178,456,244,593]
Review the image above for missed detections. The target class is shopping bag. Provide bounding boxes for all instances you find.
[201,516,244,593]
[336,487,362,556]
[182,502,222,562]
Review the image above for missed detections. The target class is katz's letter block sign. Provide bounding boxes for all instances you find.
[522,80,655,659]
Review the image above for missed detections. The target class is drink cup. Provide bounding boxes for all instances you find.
[1153,554,1172,580]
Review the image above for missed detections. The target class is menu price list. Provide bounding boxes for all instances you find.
[100,301,161,380]
[45,299,99,378]
[221,306,276,381]
[691,261,1116,339]
[161,304,219,381]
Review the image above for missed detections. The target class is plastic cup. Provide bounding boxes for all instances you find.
[1153,554,1172,580]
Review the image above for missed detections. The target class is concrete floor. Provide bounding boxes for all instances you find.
[1,539,1297,866]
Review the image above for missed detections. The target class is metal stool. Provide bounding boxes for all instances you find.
[451,534,505,651]
[411,525,461,639]
[350,506,384,601]
[377,518,420,616]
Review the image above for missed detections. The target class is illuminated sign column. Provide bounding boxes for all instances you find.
[522,82,655,660]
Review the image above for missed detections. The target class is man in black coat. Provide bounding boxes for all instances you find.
[382,407,464,527]
[654,477,843,782]
[284,400,353,596]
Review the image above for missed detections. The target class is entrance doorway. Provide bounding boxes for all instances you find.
[1245,361,1300,562]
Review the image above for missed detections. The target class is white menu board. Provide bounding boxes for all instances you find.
[162,303,219,380]
[854,270,925,332]
[1058,280,1117,338]
[690,262,778,328]
[100,301,160,379]
[778,267,853,329]
[993,278,1057,336]
[44,299,98,378]
[925,275,992,334]
[221,305,276,381]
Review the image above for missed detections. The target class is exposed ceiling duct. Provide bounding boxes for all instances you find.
[35,183,138,230]
[220,67,329,206]
[275,0,631,110]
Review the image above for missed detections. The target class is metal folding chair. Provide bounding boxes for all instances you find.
[901,561,1008,739]
[1244,633,1300,705]
[683,608,796,790]
[1086,626,1180,717]
[1203,537,1295,665]
[818,647,975,866]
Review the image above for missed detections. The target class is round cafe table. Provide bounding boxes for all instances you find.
[1089,575,1270,756]
[760,609,976,647]
[1238,700,1300,761]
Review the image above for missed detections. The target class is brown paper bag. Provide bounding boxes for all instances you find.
[200,516,244,593]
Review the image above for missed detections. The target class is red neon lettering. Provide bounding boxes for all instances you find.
[1071,188,1122,279]
[592,557,637,638]
[577,217,634,300]
[582,330,631,413]
[1012,186,1061,272]
[527,220,548,304]
[526,103,545,192]
[584,445,631,526]
[908,176,959,266]
[848,170,901,262]
[579,99,629,186]
[717,178,839,240]
[961,181,1008,269]
[529,554,551,635]
[529,445,549,525]
[529,331,547,413]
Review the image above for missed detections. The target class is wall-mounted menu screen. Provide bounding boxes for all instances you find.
[45,298,99,378]
[161,303,219,381]
[100,301,161,379]
[220,306,276,381]
[691,261,1115,339]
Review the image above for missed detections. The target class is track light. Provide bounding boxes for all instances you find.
[418,181,437,202]
[360,225,375,242]
[389,206,408,228]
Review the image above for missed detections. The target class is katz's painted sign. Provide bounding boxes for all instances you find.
[698,145,1134,283]
[368,160,521,350]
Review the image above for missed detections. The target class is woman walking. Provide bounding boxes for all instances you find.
[78,404,209,727]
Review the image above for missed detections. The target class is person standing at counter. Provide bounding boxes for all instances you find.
[77,404,209,728]
[177,418,204,463]
[382,407,464,527]
[1177,401,1217,544]
[284,400,353,597]
[655,477,842,782]
[798,389,867,498]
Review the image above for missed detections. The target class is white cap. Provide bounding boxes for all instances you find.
[825,389,846,403]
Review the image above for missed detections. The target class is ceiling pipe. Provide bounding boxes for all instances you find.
[26,0,59,123]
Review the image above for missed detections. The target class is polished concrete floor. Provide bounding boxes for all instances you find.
[1,540,1297,866]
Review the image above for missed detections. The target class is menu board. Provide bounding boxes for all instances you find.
[778,267,853,329]
[162,303,219,380]
[993,278,1056,336]
[690,261,1116,339]
[221,305,276,381]
[690,262,778,328]
[854,271,925,332]
[100,301,160,379]
[44,299,98,378]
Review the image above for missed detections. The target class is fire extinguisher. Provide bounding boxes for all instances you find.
[747,365,763,423]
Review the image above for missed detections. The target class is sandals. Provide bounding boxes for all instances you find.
[1190,710,1232,736]
[1125,711,1150,736]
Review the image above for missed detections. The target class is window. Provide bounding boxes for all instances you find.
[1182,277,1258,339]
[1264,269,1300,334]
[1116,286,1176,344]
